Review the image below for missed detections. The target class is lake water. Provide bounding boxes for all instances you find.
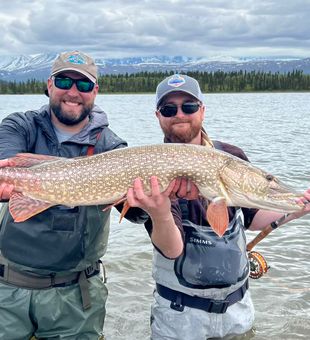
[0,93,309,340]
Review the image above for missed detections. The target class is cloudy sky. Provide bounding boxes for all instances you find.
[0,0,309,59]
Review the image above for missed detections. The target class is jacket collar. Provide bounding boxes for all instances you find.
[34,104,109,145]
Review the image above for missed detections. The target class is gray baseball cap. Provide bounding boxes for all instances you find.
[50,50,98,83]
[155,74,204,108]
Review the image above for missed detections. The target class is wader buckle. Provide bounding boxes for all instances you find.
[85,264,96,277]
[208,299,229,314]
[170,293,185,312]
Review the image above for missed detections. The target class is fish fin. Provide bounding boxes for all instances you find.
[9,192,53,222]
[101,196,128,217]
[7,153,63,168]
[119,201,130,223]
[206,197,229,237]
[102,204,114,212]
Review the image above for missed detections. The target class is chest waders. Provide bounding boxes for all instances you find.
[0,134,103,311]
[155,198,249,313]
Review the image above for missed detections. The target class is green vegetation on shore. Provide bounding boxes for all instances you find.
[1,70,310,94]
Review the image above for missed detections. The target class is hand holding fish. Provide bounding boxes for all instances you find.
[127,176,176,218]
[126,176,199,216]
[170,178,199,200]
[127,176,184,258]
[295,188,310,214]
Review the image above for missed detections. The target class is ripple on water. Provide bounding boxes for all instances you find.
[1,93,309,340]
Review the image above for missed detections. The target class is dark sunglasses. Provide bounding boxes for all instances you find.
[53,76,95,93]
[158,102,201,117]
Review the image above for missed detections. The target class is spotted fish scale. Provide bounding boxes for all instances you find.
[0,143,305,233]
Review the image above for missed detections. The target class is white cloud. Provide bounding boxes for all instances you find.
[0,0,309,58]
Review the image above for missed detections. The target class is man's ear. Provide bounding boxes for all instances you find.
[46,78,53,97]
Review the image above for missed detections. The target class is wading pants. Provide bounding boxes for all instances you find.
[0,275,108,340]
[150,290,255,340]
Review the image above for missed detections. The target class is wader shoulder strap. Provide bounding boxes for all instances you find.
[87,131,102,156]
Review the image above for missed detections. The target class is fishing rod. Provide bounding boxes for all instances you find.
[246,200,309,279]
[246,214,288,279]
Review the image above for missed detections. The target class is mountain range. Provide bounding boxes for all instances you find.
[0,53,309,82]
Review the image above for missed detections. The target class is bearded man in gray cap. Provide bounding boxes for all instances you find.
[0,50,147,339]
[126,74,310,339]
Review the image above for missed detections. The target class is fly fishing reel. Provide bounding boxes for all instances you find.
[248,251,269,279]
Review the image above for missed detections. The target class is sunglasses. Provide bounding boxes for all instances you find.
[53,76,95,93]
[158,102,201,117]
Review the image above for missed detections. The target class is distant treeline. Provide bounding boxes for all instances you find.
[1,70,310,94]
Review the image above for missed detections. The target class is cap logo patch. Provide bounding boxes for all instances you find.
[167,74,185,87]
[65,53,87,65]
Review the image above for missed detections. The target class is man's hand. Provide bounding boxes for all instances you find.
[126,176,175,217]
[284,188,310,222]
[297,188,310,213]
[170,177,199,200]
[126,176,184,258]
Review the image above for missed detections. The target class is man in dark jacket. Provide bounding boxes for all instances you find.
[0,50,146,340]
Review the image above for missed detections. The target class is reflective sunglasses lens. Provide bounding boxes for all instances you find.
[182,103,200,114]
[159,104,178,117]
[54,77,73,90]
[76,80,95,92]
[54,77,94,92]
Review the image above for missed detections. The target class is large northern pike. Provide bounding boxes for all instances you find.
[0,144,305,236]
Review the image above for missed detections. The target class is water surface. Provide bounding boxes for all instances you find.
[0,93,309,340]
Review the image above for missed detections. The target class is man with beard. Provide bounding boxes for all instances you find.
[126,74,310,339]
[0,50,147,339]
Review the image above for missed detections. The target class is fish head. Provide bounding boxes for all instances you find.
[220,158,304,213]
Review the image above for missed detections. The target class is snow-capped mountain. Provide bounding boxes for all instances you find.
[0,53,309,82]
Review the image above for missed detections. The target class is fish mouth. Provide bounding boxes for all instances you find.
[270,180,301,195]
[242,191,304,213]
[227,180,304,212]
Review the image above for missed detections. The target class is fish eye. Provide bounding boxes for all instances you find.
[266,174,274,181]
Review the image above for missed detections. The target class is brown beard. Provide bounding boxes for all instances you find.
[50,100,93,126]
[161,120,202,143]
